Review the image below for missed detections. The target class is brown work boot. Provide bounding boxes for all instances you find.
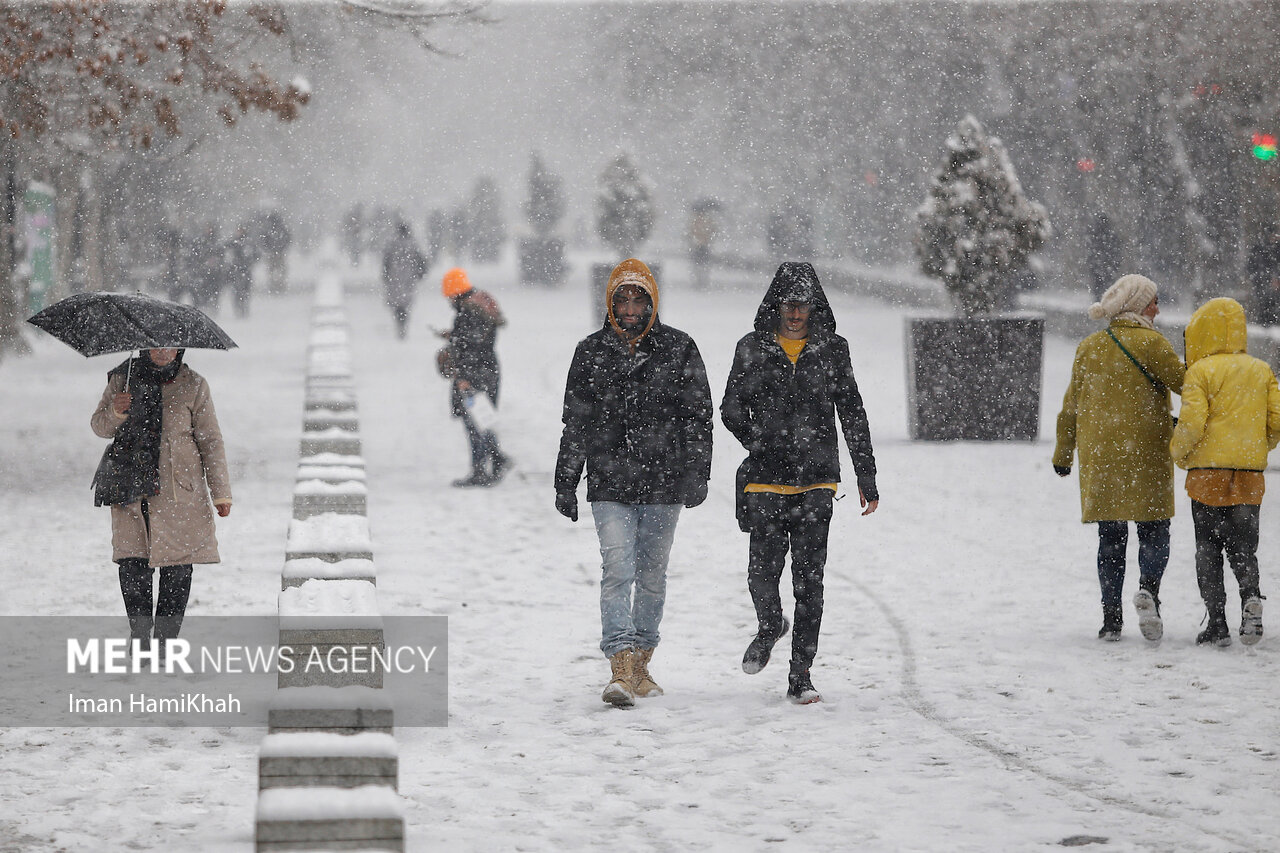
[601,648,636,707]
[632,647,663,698]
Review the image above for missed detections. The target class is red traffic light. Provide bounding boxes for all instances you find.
[1076,158,1096,173]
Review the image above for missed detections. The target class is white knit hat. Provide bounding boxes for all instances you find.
[1088,274,1158,320]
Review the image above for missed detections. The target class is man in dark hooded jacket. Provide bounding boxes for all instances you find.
[555,258,713,708]
[722,262,879,704]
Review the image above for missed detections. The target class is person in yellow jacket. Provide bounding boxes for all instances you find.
[1054,274,1185,641]
[1171,297,1280,646]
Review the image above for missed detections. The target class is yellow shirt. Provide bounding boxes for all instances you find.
[777,334,806,365]
[747,334,836,494]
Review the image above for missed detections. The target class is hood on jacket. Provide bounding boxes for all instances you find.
[1185,297,1247,365]
[753,262,836,336]
[606,258,659,349]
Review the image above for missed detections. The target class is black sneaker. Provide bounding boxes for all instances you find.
[1196,618,1232,647]
[742,618,789,675]
[787,670,822,705]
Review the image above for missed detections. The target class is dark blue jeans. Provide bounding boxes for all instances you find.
[1096,520,1170,611]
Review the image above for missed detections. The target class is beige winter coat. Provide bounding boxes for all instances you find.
[91,366,231,566]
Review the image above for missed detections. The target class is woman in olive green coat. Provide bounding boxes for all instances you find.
[1053,274,1185,641]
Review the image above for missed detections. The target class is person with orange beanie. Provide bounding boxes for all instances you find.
[437,267,508,486]
[554,258,713,707]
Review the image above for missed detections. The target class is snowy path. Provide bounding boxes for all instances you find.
[2,257,1278,851]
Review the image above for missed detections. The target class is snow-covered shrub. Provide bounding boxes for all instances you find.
[596,152,654,258]
[915,115,1050,316]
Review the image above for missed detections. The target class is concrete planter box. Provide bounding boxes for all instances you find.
[255,785,403,852]
[906,315,1044,441]
[259,732,398,790]
[268,686,393,733]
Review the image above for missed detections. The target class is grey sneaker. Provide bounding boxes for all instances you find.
[1241,596,1264,646]
[1134,589,1163,642]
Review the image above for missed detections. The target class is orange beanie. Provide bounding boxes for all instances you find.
[442,268,472,299]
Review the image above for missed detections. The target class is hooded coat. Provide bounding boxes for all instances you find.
[555,259,713,504]
[91,364,231,566]
[1053,318,1185,522]
[1171,297,1280,470]
[720,262,878,500]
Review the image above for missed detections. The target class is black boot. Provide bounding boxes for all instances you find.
[786,668,821,705]
[1196,610,1232,647]
[742,617,790,675]
[1098,605,1123,642]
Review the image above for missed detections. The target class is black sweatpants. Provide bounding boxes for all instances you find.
[746,489,834,676]
[1191,500,1262,617]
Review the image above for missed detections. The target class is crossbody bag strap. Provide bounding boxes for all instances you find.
[1106,328,1165,391]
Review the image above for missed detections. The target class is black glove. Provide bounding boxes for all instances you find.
[683,480,708,509]
[555,490,578,522]
[1054,465,1071,477]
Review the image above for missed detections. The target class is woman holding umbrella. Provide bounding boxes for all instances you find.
[90,347,232,648]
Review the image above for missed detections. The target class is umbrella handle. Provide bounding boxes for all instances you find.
[125,351,133,391]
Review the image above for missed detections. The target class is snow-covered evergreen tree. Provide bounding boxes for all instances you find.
[468,176,506,263]
[596,152,654,258]
[915,115,1050,316]
[524,153,566,238]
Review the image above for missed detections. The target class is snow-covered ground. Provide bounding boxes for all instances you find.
[2,248,1277,852]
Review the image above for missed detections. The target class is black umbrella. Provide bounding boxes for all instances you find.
[27,291,237,387]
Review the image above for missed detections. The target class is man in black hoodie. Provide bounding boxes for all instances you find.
[555,258,713,708]
[721,262,879,704]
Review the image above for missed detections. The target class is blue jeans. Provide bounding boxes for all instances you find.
[591,502,682,657]
[459,406,501,474]
[1096,520,1170,611]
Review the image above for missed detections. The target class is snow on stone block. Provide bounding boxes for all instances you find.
[255,786,404,851]
[309,327,348,348]
[268,685,393,733]
[294,480,368,496]
[303,411,360,433]
[313,276,344,308]
[286,514,373,562]
[282,557,376,590]
[261,732,399,759]
[279,579,381,629]
[259,733,399,791]
[298,453,364,469]
[296,465,366,484]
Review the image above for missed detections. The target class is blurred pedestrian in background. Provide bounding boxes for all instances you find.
[438,267,508,487]
[381,221,429,339]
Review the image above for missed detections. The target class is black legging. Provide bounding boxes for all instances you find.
[118,558,193,641]
[746,489,834,676]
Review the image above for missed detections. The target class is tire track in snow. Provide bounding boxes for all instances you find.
[849,576,1252,851]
